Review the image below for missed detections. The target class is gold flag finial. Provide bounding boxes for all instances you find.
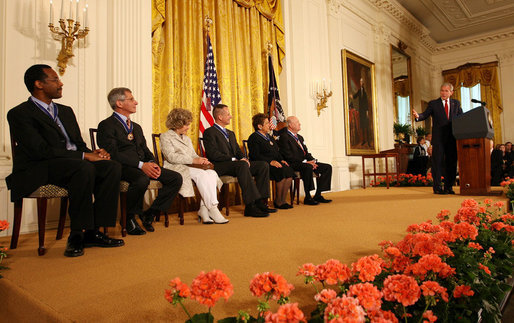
[266,41,273,56]
[205,15,213,33]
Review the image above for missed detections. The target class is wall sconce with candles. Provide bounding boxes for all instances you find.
[311,79,333,116]
[48,0,89,75]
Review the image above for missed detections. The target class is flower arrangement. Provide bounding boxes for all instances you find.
[166,199,514,322]
[415,126,427,139]
[393,123,413,144]
[501,178,514,207]
[371,173,433,187]
[0,220,9,278]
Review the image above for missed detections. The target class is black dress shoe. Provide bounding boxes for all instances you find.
[64,235,84,257]
[444,189,455,195]
[126,218,146,235]
[304,197,319,205]
[273,202,290,209]
[84,230,125,248]
[139,211,155,232]
[258,201,277,213]
[314,195,332,203]
[244,204,269,217]
[433,189,446,195]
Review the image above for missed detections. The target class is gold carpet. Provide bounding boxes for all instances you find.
[0,187,507,322]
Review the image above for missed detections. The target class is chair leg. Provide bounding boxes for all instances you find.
[225,184,230,217]
[294,178,300,205]
[56,197,68,240]
[36,198,48,256]
[178,196,185,225]
[164,212,169,227]
[10,200,23,250]
[120,192,127,237]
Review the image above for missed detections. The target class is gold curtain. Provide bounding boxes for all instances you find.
[152,0,285,150]
[443,62,503,143]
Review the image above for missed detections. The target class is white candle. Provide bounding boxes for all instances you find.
[76,0,80,23]
[322,78,326,91]
[49,0,53,24]
[85,4,88,27]
[69,0,72,19]
[60,0,64,19]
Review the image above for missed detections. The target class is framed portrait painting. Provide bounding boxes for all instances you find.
[342,49,379,155]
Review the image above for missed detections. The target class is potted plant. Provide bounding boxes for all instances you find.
[415,126,427,138]
[393,122,413,144]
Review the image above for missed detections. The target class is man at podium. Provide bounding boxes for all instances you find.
[413,83,463,194]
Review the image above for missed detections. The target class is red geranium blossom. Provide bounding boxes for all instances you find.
[265,303,306,323]
[453,285,474,298]
[382,274,420,306]
[297,263,317,278]
[406,254,455,279]
[0,220,9,231]
[324,296,366,323]
[422,310,437,323]
[315,259,351,285]
[420,281,449,302]
[250,272,294,300]
[478,263,491,275]
[315,289,338,304]
[468,242,483,250]
[164,277,191,304]
[190,270,234,307]
[351,254,384,282]
[348,283,383,311]
[367,310,399,323]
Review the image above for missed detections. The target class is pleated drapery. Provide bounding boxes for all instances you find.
[152,0,285,150]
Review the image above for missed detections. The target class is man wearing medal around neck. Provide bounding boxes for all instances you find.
[97,87,182,235]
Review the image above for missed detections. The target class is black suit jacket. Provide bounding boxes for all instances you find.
[203,125,245,162]
[97,114,155,168]
[416,98,462,141]
[247,132,283,163]
[6,99,91,201]
[278,131,314,166]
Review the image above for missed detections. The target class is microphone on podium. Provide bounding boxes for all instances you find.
[471,98,486,106]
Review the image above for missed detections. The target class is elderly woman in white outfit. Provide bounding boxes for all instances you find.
[160,108,228,224]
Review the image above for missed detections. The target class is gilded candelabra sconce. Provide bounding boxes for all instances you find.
[48,0,89,75]
[311,79,332,116]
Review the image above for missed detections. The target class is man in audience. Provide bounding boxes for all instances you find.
[413,83,462,194]
[97,87,182,235]
[203,104,275,217]
[278,116,333,205]
[6,64,124,257]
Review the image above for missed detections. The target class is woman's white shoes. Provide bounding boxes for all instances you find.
[208,206,229,224]
[198,205,214,224]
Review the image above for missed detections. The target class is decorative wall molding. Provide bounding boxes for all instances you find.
[372,22,392,45]
[435,29,514,53]
[327,0,347,17]
[497,50,514,67]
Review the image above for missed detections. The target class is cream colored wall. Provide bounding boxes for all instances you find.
[0,0,152,237]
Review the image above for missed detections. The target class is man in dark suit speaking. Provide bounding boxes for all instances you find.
[97,88,182,234]
[6,64,124,257]
[203,104,274,217]
[413,83,463,194]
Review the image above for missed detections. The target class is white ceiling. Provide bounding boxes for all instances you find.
[396,0,514,43]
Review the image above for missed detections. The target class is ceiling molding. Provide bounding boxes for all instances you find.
[434,28,514,53]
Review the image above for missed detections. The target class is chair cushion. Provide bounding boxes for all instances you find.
[29,185,68,198]
[220,176,238,184]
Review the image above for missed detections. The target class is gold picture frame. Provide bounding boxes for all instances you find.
[342,49,379,155]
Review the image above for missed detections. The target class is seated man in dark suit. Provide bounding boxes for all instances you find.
[278,116,332,205]
[203,104,275,217]
[97,87,182,235]
[412,137,429,176]
[6,64,124,257]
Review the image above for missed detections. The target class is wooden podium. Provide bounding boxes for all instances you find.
[453,106,494,195]
[456,138,492,195]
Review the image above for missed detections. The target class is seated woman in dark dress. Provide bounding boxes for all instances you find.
[247,113,295,209]
[491,144,508,186]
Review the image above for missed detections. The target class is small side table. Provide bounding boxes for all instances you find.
[362,153,400,189]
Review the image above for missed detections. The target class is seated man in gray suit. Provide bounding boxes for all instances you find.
[203,104,275,217]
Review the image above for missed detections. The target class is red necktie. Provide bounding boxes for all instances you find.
[444,100,449,119]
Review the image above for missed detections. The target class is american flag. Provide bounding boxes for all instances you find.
[267,55,286,132]
[199,35,222,135]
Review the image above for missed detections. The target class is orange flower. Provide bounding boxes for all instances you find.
[384,247,402,259]
[453,285,474,298]
[494,201,505,208]
[406,254,455,279]
[164,277,191,304]
[451,222,478,241]
[351,255,384,282]
[468,242,483,250]
[422,310,437,323]
[315,259,351,285]
[420,281,449,302]
[367,310,399,323]
[454,206,480,225]
[264,303,306,323]
[315,289,338,304]
[250,272,294,300]
[348,283,383,311]
[297,263,317,277]
[190,270,233,308]
[382,274,420,306]
[0,220,9,231]
[483,198,493,205]
[324,296,366,323]
[478,263,491,275]
[461,199,478,208]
